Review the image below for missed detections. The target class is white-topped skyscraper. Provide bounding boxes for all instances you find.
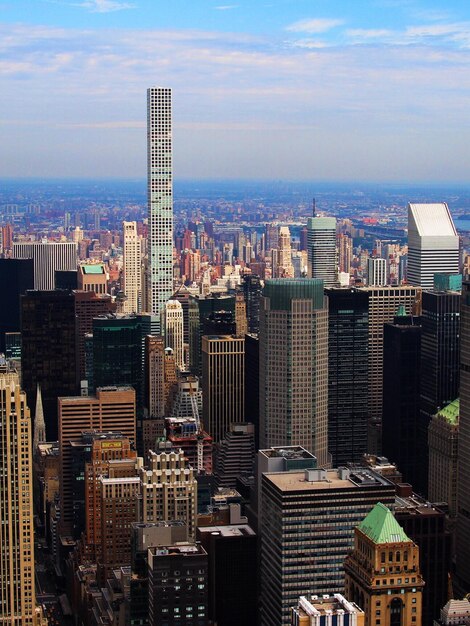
[407,203,459,289]
[307,216,337,287]
[147,87,173,317]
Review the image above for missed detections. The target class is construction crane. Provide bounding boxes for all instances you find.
[188,379,204,473]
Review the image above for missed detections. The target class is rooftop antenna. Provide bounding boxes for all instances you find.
[312,197,316,216]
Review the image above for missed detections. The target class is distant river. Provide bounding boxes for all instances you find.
[455,218,470,231]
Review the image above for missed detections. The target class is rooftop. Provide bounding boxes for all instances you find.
[81,264,105,275]
[197,524,256,538]
[358,502,411,544]
[264,468,392,492]
[408,202,457,238]
[436,398,459,426]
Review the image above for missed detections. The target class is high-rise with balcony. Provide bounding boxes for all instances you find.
[407,203,459,290]
[147,87,173,317]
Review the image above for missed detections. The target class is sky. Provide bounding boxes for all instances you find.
[2,0,470,182]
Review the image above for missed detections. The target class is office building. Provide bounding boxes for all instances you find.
[277,226,294,278]
[242,274,263,334]
[326,288,369,466]
[139,449,198,540]
[382,314,423,492]
[358,285,421,450]
[214,422,255,489]
[260,467,396,626]
[12,240,77,290]
[148,542,208,626]
[55,269,78,290]
[147,86,173,316]
[162,300,185,371]
[84,433,137,556]
[307,217,337,287]
[0,372,37,624]
[394,484,450,625]
[344,502,424,626]
[58,386,136,532]
[130,521,188,626]
[367,257,387,286]
[92,314,143,407]
[21,290,79,440]
[456,280,470,591]
[420,283,460,453]
[122,221,142,313]
[145,334,166,418]
[407,203,459,289]
[0,258,34,353]
[428,398,459,517]
[202,335,245,443]
[291,595,364,626]
[235,292,248,337]
[188,294,235,376]
[434,600,470,626]
[74,291,116,383]
[77,263,108,294]
[198,524,257,626]
[260,279,329,466]
[244,334,260,447]
[98,474,140,580]
[338,233,353,274]
[5,332,21,360]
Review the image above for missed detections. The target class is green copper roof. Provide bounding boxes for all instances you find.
[437,398,459,425]
[82,264,105,274]
[395,304,407,317]
[358,503,411,544]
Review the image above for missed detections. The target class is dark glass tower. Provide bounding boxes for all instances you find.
[326,288,369,465]
[21,290,79,440]
[188,294,235,376]
[92,315,143,409]
[420,287,460,421]
[242,274,263,334]
[382,315,423,492]
[0,258,34,352]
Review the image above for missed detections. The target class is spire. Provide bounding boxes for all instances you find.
[33,383,46,451]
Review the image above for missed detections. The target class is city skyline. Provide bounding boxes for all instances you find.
[1,1,470,181]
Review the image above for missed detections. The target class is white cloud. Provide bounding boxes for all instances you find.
[2,22,470,180]
[214,5,238,10]
[285,18,344,34]
[75,0,135,12]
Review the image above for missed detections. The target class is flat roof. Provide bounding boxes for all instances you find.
[197,524,255,537]
[264,468,392,492]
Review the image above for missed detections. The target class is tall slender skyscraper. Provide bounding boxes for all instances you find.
[407,203,459,289]
[122,221,142,314]
[147,87,173,317]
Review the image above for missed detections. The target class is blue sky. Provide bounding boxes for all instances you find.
[2,0,470,181]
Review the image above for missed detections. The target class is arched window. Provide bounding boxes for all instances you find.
[396,551,401,561]
[390,597,403,626]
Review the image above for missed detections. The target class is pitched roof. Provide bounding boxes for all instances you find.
[436,398,459,426]
[358,503,411,544]
[408,202,457,238]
